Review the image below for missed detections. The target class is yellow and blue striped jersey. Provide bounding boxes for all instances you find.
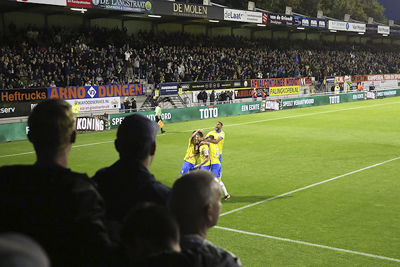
[199,144,210,166]
[209,142,220,165]
[207,130,225,155]
[184,138,198,164]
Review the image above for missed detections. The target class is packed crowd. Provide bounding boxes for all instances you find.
[1,26,400,90]
[0,99,241,266]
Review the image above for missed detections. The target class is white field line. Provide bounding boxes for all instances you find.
[220,156,400,217]
[215,226,400,263]
[1,100,399,158]
[182,100,400,132]
[0,140,114,158]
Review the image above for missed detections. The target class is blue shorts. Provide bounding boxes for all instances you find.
[210,164,222,178]
[200,165,210,171]
[180,161,195,175]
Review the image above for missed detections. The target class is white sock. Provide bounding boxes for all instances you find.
[219,180,228,196]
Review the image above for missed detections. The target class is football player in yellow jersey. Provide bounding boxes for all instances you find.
[205,130,230,200]
[180,129,203,175]
[206,122,225,164]
[194,140,210,170]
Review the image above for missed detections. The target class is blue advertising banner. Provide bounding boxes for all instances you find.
[48,84,143,100]
[160,83,179,96]
[91,0,152,12]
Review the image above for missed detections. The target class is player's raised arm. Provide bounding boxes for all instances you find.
[190,129,202,141]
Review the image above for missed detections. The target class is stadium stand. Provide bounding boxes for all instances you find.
[1,27,400,90]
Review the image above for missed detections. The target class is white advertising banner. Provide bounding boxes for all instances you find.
[67,97,120,112]
[328,20,366,32]
[16,0,66,6]
[377,25,390,35]
[224,8,262,23]
[362,80,398,90]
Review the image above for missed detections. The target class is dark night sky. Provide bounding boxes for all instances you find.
[378,0,400,21]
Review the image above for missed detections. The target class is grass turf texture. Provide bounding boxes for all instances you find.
[1,97,400,266]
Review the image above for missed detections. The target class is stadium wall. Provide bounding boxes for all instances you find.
[209,27,231,37]
[4,12,45,31]
[125,20,152,35]
[233,28,251,39]
[253,30,272,39]
[157,23,182,33]
[273,31,289,39]
[48,15,83,28]
[91,18,122,30]
[290,32,306,40]
[0,13,3,35]
[183,25,206,36]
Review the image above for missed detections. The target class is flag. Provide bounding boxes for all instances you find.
[157,120,165,129]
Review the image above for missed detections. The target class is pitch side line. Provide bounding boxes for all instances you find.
[220,156,400,217]
[0,140,114,158]
[215,226,400,263]
[1,100,399,158]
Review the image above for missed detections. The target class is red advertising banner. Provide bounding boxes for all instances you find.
[351,74,400,83]
[67,0,92,8]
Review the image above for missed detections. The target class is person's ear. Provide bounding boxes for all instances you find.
[70,130,76,144]
[205,203,214,227]
[150,142,156,156]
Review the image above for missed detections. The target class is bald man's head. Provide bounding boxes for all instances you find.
[169,170,221,235]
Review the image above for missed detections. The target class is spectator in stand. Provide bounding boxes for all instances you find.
[123,97,131,113]
[252,88,258,101]
[0,99,112,267]
[170,170,241,267]
[1,27,400,89]
[210,90,215,105]
[93,114,170,242]
[201,90,208,105]
[262,89,267,100]
[131,97,137,112]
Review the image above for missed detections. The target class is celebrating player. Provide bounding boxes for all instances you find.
[180,129,203,175]
[206,122,229,200]
[194,138,210,170]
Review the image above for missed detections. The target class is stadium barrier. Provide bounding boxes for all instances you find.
[280,89,400,110]
[2,89,400,143]
[0,122,28,143]
[281,91,365,109]
[110,101,262,129]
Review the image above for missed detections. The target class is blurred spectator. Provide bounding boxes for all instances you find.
[0,99,112,267]
[121,203,198,267]
[131,97,137,112]
[169,170,241,267]
[123,97,130,113]
[210,90,215,105]
[93,114,170,242]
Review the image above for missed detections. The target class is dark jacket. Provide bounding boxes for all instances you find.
[93,160,170,239]
[180,234,241,267]
[0,164,112,267]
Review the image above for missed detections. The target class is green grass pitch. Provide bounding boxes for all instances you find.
[1,97,400,266]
